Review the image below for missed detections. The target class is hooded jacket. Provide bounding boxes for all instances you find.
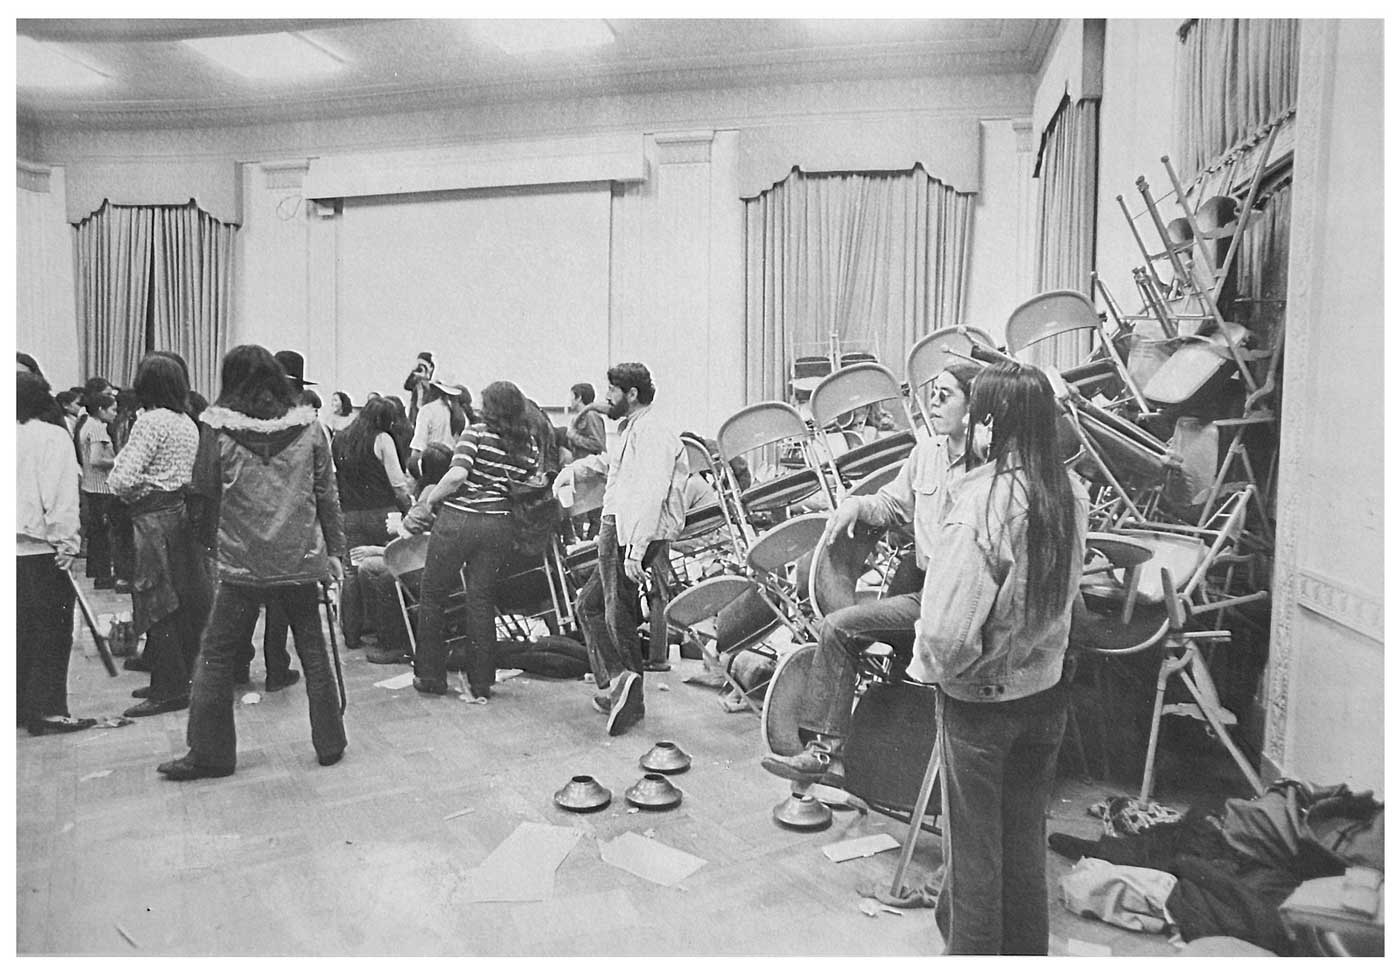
[194,405,346,586]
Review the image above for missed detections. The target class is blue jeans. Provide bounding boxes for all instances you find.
[186,582,346,767]
[935,684,1067,955]
[340,506,395,645]
[413,507,515,696]
[577,516,668,690]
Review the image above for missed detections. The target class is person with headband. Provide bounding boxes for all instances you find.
[762,361,983,784]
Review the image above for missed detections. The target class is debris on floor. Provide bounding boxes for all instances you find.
[461,821,583,903]
[442,807,475,822]
[241,692,261,705]
[857,897,904,918]
[79,769,113,782]
[598,831,707,887]
[373,672,416,690]
[822,833,900,863]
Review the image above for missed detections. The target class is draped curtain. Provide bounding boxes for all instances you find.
[1176,19,1300,179]
[73,201,235,395]
[1031,97,1100,369]
[743,165,973,405]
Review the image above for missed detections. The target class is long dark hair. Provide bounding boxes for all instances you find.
[215,345,297,420]
[479,381,534,463]
[17,371,56,424]
[133,353,190,413]
[332,391,353,416]
[966,361,1078,623]
[335,395,396,465]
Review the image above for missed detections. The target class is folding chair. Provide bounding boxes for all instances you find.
[808,362,917,498]
[904,325,997,434]
[1007,289,1149,411]
[1072,487,1269,802]
[715,401,836,541]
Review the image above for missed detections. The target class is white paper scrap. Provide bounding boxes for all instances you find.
[241,692,262,705]
[497,669,524,681]
[822,833,900,863]
[79,769,113,782]
[374,671,417,690]
[461,821,583,903]
[598,831,707,887]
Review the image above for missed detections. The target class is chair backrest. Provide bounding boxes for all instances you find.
[681,434,717,475]
[716,401,812,462]
[808,362,909,433]
[384,533,430,581]
[1005,290,1101,356]
[905,325,997,393]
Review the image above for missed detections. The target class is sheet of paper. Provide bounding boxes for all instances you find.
[598,831,707,887]
[461,821,583,903]
[373,671,416,690]
[822,833,900,863]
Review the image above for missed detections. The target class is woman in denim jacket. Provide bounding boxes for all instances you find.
[909,361,1089,954]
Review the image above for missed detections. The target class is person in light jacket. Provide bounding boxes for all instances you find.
[16,372,95,735]
[576,362,688,737]
[157,344,347,781]
[909,361,1088,955]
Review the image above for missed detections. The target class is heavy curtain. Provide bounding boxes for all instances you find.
[73,201,235,395]
[1176,19,1300,179]
[1031,97,1100,369]
[743,165,973,405]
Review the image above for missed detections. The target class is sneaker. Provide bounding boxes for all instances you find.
[590,691,612,715]
[761,739,842,783]
[122,656,152,673]
[606,671,644,737]
[114,579,133,594]
[366,647,410,665]
[265,669,301,693]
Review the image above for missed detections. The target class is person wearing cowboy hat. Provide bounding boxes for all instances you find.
[408,371,468,478]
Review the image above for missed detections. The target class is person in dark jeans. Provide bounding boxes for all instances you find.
[904,362,1089,954]
[575,362,688,737]
[159,344,347,781]
[402,381,537,703]
[16,372,96,735]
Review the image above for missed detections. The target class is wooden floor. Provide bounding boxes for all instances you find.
[17,570,1230,957]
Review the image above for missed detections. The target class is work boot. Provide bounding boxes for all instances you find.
[761,737,844,784]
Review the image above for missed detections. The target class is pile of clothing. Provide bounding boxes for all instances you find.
[1054,780,1384,953]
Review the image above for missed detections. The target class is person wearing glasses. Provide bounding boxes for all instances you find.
[762,361,982,784]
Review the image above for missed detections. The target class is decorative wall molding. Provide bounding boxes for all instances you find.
[1296,571,1383,643]
[302,132,646,201]
[17,159,51,193]
[261,160,311,191]
[1012,118,1035,154]
[654,130,715,165]
[1263,19,1334,771]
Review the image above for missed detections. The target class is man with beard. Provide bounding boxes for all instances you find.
[576,362,687,735]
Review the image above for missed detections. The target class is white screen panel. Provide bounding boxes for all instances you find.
[334,182,611,410]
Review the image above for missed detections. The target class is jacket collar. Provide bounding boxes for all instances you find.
[201,405,316,434]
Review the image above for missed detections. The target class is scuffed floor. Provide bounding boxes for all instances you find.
[17,573,1239,956]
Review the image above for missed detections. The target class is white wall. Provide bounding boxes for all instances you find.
[964,119,1035,345]
[1262,19,1385,794]
[31,71,1027,433]
[16,164,79,387]
[1096,20,1181,314]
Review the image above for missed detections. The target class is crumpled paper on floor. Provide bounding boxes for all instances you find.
[461,821,583,903]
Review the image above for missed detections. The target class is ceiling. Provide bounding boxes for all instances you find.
[17,18,1058,131]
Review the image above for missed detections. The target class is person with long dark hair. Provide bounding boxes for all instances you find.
[16,372,96,735]
[327,390,355,436]
[107,354,212,718]
[158,344,347,780]
[333,395,414,648]
[402,380,537,703]
[16,352,68,429]
[908,361,1088,955]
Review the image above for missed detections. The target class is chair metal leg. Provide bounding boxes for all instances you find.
[889,723,942,898]
[1138,651,1187,804]
[1178,664,1265,796]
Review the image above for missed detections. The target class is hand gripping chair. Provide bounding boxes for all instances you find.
[1072,486,1268,802]
[807,362,918,498]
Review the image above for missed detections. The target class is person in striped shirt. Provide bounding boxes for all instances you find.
[402,380,539,702]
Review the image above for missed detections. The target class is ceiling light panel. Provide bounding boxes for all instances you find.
[182,32,345,80]
[475,20,616,55]
[17,36,110,88]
